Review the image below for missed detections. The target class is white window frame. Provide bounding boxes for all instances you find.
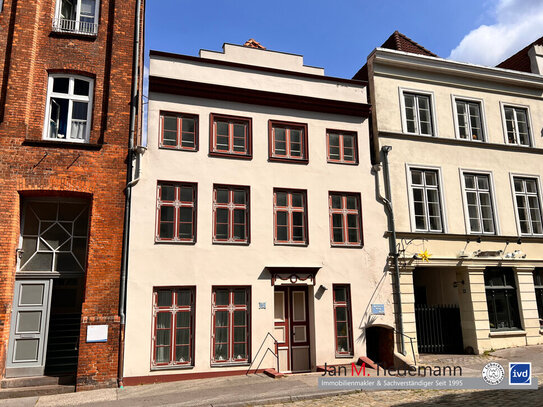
[54,0,100,35]
[399,88,438,137]
[500,102,534,147]
[406,164,448,233]
[509,173,543,236]
[451,95,487,142]
[459,169,499,235]
[43,74,94,143]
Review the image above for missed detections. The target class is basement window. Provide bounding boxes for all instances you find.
[53,0,99,36]
[44,75,93,143]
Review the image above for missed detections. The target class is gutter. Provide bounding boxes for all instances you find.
[118,0,144,388]
[380,145,406,356]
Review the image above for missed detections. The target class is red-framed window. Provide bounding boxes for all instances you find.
[156,182,197,243]
[329,193,362,246]
[327,130,357,164]
[269,120,308,163]
[333,285,354,356]
[273,189,308,245]
[159,112,198,151]
[210,113,252,158]
[152,287,195,368]
[211,287,250,364]
[213,185,250,244]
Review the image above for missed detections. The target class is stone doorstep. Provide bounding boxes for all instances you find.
[263,368,285,379]
[0,375,76,400]
[1,374,75,389]
[0,384,75,400]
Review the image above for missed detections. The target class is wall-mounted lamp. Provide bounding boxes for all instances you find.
[453,280,465,288]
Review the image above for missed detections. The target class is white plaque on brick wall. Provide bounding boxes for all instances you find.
[86,325,108,343]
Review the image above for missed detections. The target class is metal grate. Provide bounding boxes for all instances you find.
[415,304,463,354]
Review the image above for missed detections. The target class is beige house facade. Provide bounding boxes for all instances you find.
[360,34,543,360]
[123,42,395,383]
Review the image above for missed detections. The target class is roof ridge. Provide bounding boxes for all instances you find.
[396,31,438,57]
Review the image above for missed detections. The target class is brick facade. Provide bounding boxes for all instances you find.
[0,0,143,390]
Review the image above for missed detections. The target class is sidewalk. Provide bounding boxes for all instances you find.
[1,345,542,407]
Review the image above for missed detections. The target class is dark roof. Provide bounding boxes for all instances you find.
[381,31,438,57]
[353,31,437,80]
[496,35,543,73]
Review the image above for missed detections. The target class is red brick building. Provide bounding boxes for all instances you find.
[0,0,144,391]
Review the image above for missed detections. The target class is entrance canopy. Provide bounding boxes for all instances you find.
[266,267,321,286]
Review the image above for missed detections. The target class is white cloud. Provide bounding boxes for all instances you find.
[448,0,543,66]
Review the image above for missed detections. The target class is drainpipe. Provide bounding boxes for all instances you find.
[381,145,406,356]
[118,0,143,388]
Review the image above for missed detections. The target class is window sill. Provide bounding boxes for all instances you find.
[402,131,436,138]
[212,241,250,246]
[489,330,526,337]
[274,242,309,247]
[159,146,198,152]
[327,160,359,166]
[269,157,309,165]
[155,239,196,245]
[210,362,250,368]
[151,364,194,371]
[331,244,363,249]
[335,354,355,359]
[209,151,252,160]
[23,139,102,150]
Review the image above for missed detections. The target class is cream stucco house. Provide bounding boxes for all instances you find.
[358,32,543,359]
[122,40,395,383]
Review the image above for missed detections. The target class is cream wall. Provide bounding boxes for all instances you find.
[370,50,543,353]
[123,54,393,378]
[372,68,543,242]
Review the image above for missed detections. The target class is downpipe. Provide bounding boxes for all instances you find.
[380,145,406,356]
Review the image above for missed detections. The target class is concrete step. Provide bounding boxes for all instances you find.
[263,368,284,378]
[357,356,379,370]
[1,375,74,389]
[0,384,75,399]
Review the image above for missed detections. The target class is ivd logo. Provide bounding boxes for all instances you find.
[509,362,531,385]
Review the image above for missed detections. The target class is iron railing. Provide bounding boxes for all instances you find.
[52,18,98,36]
[393,328,417,366]
[246,332,279,375]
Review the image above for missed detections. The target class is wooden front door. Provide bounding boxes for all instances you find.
[274,286,310,372]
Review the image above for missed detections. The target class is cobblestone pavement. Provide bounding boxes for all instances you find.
[266,387,542,407]
[267,376,543,407]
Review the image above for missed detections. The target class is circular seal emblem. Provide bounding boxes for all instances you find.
[482,362,505,385]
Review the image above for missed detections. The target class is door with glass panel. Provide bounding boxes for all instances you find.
[6,280,52,377]
[290,287,310,372]
[273,287,310,372]
[8,199,89,377]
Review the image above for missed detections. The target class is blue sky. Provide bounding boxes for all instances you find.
[144,0,543,78]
